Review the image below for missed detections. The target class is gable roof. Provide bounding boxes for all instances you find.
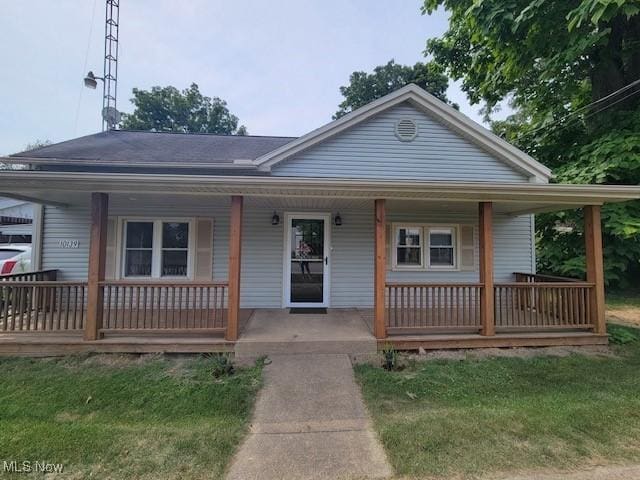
[10,130,296,168]
[254,84,552,182]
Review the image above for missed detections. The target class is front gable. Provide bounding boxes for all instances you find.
[259,84,551,183]
[270,102,529,182]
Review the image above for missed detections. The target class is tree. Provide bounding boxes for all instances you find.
[334,60,455,119]
[121,83,247,135]
[423,0,640,288]
[24,139,52,151]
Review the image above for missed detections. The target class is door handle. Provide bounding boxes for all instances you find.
[325,256,328,265]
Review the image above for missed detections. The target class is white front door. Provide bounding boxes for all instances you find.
[283,213,331,308]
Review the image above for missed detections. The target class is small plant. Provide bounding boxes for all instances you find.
[381,343,399,371]
[608,324,640,345]
[206,353,235,378]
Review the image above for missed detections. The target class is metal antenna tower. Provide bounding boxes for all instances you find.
[83,1,121,131]
[102,0,120,130]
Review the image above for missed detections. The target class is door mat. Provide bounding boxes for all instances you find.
[289,308,327,314]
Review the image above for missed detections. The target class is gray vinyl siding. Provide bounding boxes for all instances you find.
[271,102,529,182]
[240,207,283,308]
[238,206,375,308]
[385,211,533,284]
[41,200,533,308]
[41,203,91,280]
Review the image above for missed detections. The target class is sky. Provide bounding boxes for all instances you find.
[0,0,501,155]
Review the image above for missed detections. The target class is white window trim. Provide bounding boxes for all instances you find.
[427,226,458,270]
[392,224,425,270]
[117,217,196,280]
[391,223,462,272]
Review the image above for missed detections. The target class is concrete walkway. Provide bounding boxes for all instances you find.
[226,354,393,480]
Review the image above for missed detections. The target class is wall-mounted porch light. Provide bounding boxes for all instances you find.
[334,213,342,226]
[271,212,280,226]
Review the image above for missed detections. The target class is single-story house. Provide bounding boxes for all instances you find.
[0,84,638,355]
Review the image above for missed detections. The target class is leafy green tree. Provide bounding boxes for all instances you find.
[423,0,640,287]
[121,83,247,135]
[24,139,52,151]
[334,60,455,119]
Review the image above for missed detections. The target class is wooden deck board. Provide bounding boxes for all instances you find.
[0,332,233,356]
[383,331,608,350]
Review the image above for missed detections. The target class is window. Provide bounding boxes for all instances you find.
[122,219,191,278]
[394,226,423,268]
[392,224,459,271]
[428,228,456,268]
[161,222,189,276]
[125,222,153,276]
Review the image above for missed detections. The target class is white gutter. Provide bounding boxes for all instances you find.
[0,156,259,169]
[0,171,638,205]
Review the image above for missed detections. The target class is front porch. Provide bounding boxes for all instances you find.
[0,304,606,356]
[0,176,628,354]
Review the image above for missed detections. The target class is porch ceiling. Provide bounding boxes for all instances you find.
[0,171,638,216]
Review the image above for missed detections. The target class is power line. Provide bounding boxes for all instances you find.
[516,77,640,141]
[73,0,99,136]
[582,87,640,122]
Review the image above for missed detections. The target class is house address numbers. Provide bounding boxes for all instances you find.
[58,239,80,249]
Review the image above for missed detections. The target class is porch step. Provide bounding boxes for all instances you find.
[234,338,377,358]
[235,309,378,358]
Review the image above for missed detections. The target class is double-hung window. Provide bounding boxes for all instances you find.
[124,221,154,277]
[122,219,192,279]
[394,226,423,268]
[428,228,456,268]
[393,224,458,270]
[161,222,189,276]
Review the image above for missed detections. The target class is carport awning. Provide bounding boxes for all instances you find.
[0,171,638,216]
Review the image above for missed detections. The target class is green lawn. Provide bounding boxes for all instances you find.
[356,325,640,479]
[607,290,640,308]
[0,354,262,479]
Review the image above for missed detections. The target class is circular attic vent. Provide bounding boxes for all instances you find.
[395,118,418,141]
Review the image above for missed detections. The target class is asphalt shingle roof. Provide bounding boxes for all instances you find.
[11,130,296,166]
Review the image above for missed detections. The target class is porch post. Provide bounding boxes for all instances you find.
[479,201,495,336]
[584,205,606,334]
[226,195,243,341]
[84,192,108,341]
[374,199,387,339]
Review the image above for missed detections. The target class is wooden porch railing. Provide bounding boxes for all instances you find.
[100,281,228,333]
[495,282,594,330]
[385,277,595,335]
[0,281,87,332]
[0,269,58,282]
[385,283,483,334]
[514,272,582,283]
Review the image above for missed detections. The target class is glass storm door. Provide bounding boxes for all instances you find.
[285,214,330,307]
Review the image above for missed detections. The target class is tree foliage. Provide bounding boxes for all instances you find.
[24,139,52,151]
[121,83,247,135]
[423,0,640,287]
[334,60,455,119]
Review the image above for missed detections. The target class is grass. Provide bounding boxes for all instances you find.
[0,354,262,479]
[607,291,640,308]
[355,325,640,479]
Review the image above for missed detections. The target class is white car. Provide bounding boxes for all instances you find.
[0,245,31,275]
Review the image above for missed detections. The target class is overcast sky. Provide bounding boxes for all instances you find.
[0,1,499,155]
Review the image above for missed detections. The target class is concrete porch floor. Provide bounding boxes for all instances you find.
[235,309,378,358]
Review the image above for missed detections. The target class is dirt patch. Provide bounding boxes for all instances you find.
[55,411,96,423]
[78,353,165,368]
[413,345,615,362]
[352,345,614,366]
[607,306,640,328]
[486,464,640,480]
